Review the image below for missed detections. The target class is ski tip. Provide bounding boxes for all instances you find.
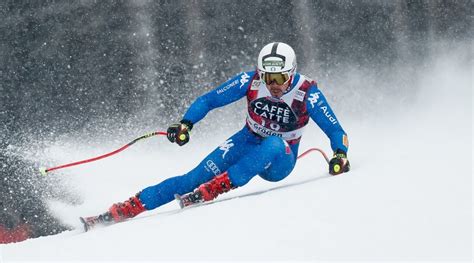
[79,217,89,232]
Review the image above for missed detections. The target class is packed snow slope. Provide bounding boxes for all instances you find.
[1,48,472,261]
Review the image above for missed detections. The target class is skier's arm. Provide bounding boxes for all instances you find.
[182,71,254,125]
[306,84,349,154]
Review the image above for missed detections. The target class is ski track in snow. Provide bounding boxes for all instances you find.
[1,49,472,262]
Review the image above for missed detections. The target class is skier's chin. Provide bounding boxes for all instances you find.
[270,89,283,98]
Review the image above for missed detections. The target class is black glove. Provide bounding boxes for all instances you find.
[329,149,350,175]
[167,120,193,146]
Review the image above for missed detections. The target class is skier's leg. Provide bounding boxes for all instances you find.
[138,128,255,210]
[257,140,297,183]
[185,135,295,203]
[227,136,296,187]
[171,143,295,210]
[174,136,299,207]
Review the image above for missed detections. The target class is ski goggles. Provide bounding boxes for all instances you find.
[261,71,291,85]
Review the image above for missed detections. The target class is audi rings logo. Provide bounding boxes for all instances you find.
[205,160,221,176]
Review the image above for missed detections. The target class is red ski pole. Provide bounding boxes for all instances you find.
[40,131,167,175]
[297,148,330,164]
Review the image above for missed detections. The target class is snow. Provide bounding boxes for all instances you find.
[1,48,471,262]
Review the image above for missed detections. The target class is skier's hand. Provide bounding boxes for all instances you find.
[329,150,350,175]
[167,120,193,146]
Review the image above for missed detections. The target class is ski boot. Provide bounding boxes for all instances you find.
[175,172,234,208]
[80,193,146,232]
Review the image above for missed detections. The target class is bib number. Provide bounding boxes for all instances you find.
[261,119,281,131]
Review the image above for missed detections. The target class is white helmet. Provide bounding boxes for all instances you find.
[257,42,297,84]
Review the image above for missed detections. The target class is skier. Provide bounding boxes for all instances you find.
[81,42,350,230]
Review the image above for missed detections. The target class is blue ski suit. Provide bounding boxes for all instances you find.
[139,71,348,210]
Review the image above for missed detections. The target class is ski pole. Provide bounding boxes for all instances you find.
[40,131,167,175]
[297,148,330,164]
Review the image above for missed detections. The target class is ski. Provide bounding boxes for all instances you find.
[80,176,329,232]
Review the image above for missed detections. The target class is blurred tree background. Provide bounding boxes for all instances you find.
[0,0,471,241]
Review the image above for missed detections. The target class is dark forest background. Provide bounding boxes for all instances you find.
[0,0,471,241]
